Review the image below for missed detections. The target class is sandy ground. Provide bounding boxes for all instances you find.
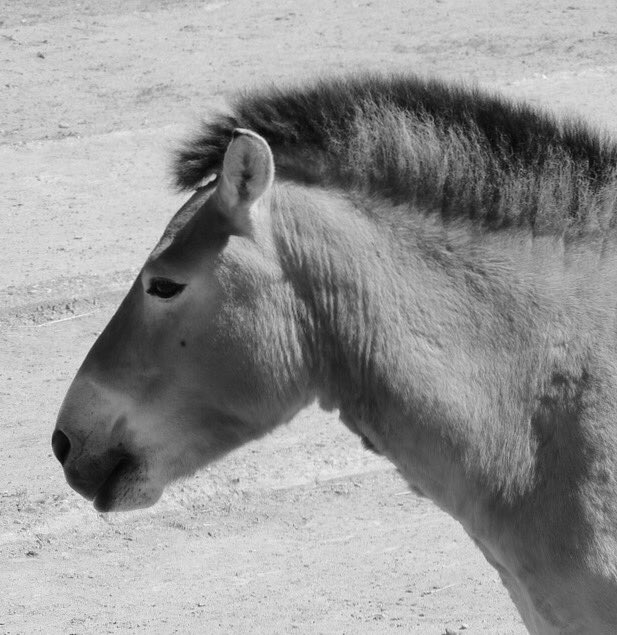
[1,0,617,633]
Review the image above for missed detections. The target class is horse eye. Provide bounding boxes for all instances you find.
[147,278,185,299]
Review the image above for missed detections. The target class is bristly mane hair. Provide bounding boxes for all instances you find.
[173,74,617,236]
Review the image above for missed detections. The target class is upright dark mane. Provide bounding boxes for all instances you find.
[174,74,617,235]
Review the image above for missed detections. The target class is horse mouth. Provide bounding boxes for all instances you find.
[91,455,163,512]
[90,456,133,512]
[63,448,163,513]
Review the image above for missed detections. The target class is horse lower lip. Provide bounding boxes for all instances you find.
[92,457,133,512]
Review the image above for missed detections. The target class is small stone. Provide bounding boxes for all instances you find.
[460,624,469,630]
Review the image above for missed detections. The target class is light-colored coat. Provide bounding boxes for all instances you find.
[54,75,617,633]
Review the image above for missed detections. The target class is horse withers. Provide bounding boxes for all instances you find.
[53,75,617,633]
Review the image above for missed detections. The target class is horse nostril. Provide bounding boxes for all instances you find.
[51,429,71,466]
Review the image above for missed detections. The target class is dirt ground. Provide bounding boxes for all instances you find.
[1,1,617,633]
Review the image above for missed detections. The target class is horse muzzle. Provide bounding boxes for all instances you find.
[52,427,132,503]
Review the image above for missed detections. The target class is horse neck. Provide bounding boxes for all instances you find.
[273,182,617,516]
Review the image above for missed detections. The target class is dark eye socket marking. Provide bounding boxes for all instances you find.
[146,277,186,299]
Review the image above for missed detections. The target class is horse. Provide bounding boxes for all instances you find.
[52,74,617,633]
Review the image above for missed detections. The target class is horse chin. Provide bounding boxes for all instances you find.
[92,457,163,512]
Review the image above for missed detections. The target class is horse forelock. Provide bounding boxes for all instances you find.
[173,73,617,237]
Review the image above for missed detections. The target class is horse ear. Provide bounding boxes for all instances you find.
[214,129,274,233]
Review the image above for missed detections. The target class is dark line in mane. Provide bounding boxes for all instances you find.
[173,73,617,236]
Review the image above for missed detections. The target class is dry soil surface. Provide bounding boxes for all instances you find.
[1,1,617,633]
